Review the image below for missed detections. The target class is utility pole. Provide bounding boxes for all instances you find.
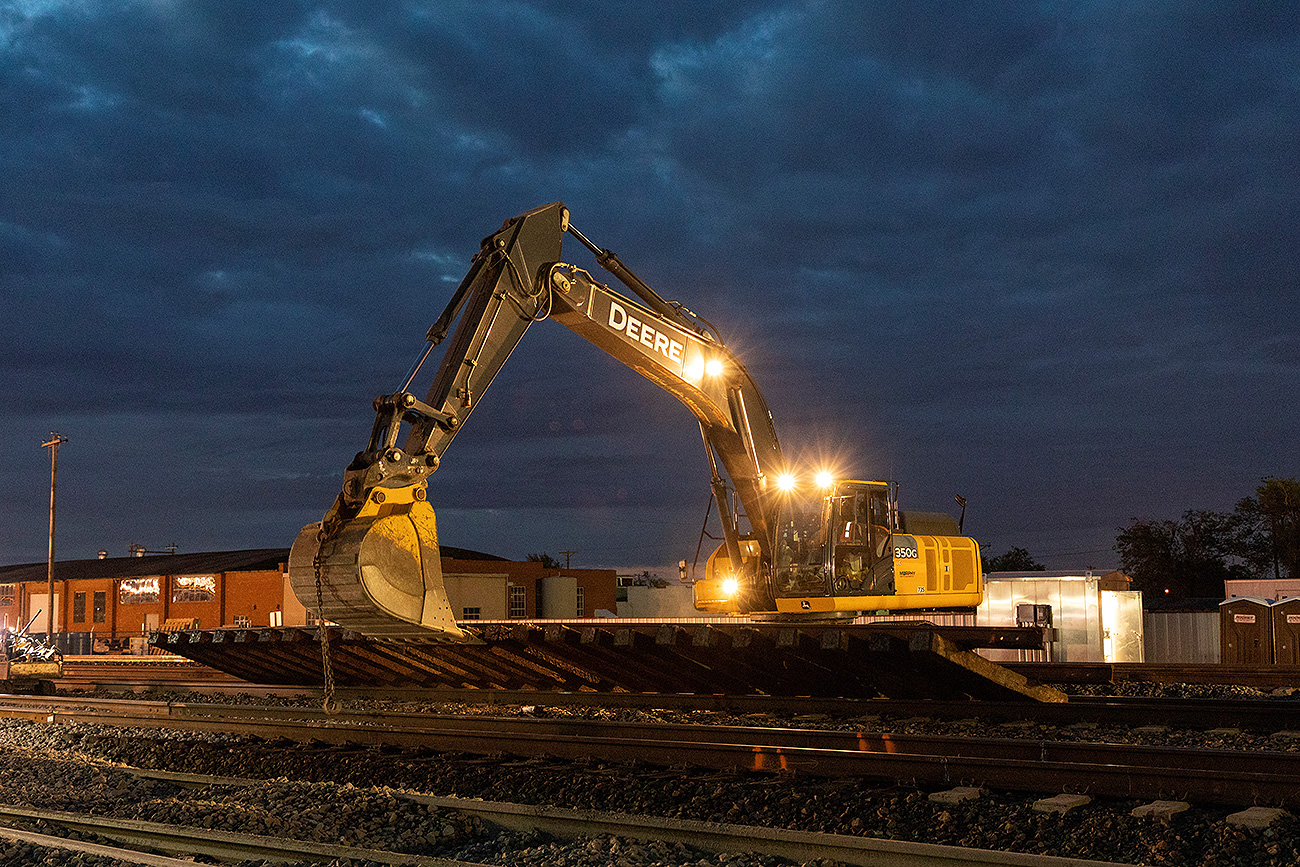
[42,433,67,640]
[560,550,576,570]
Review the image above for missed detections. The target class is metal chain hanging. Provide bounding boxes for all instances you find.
[312,527,340,714]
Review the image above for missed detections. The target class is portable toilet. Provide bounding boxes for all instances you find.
[1220,597,1274,664]
[1272,598,1300,665]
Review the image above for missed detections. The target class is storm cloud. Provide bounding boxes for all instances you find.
[2,1,1297,573]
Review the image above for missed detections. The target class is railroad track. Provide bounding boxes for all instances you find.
[2,695,1296,807]
[1005,661,1300,689]
[60,654,1300,689]
[44,666,1300,731]
[0,806,465,866]
[0,776,1135,867]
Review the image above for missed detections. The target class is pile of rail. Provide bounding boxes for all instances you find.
[150,620,1062,702]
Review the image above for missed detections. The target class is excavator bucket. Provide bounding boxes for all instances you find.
[287,485,478,642]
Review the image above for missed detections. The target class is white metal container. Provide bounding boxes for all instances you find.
[976,571,1143,663]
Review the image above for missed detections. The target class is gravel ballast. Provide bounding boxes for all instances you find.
[0,706,1293,867]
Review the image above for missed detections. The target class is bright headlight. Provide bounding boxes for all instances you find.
[722,577,739,596]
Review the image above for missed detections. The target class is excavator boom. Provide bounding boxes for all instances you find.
[289,203,786,638]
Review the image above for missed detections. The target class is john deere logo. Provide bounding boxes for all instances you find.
[800,600,811,610]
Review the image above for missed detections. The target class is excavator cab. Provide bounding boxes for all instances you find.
[695,479,982,616]
[823,482,896,596]
[697,480,889,611]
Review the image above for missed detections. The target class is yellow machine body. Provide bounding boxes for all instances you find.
[695,535,982,614]
[694,479,983,616]
[773,532,982,613]
[692,540,761,610]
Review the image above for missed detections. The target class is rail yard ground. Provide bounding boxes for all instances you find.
[0,682,1296,866]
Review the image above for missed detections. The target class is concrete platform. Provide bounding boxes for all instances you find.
[150,621,1065,702]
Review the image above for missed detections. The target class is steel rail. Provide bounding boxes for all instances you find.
[312,712,1300,779]
[56,654,1300,692]
[1005,662,1300,688]
[409,794,1136,867]
[127,770,1134,867]
[0,824,199,867]
[32,675,1300,731]
[93,698,1300,779]
[509,719,1266,785]
[0,805,478,866]
[377,691,1300,732]
[8,698,1298,806]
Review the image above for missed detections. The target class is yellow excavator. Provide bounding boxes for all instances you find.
[288,203,982,640]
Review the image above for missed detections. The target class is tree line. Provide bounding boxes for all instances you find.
[980,477,1299,599]
[1114,477,1300,598]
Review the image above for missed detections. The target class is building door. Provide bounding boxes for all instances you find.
[25,593,61,635]
[1101,590,1145,663]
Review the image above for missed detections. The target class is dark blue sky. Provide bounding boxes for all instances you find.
[3,1,1297,576]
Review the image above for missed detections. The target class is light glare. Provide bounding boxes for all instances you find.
[683,356,704,383]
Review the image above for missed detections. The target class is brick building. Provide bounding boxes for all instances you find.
[0,547,617,647]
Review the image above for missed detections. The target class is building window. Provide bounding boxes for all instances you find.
[0,585,14,607]
[92,591,106,624]
[233,615,251,628]
[461,607,481,620]
[119,577,160,604]
[172,574,216,603]
[508,585,526,619]
[73,592,86,624]
[576,587,585,618]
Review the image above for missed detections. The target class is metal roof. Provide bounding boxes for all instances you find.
[0,549,291,583]
[0,544,505,583]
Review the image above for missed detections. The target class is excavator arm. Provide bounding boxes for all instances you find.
[289,203,786,639]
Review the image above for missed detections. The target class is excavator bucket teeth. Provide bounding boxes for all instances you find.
[287,493,479,642]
